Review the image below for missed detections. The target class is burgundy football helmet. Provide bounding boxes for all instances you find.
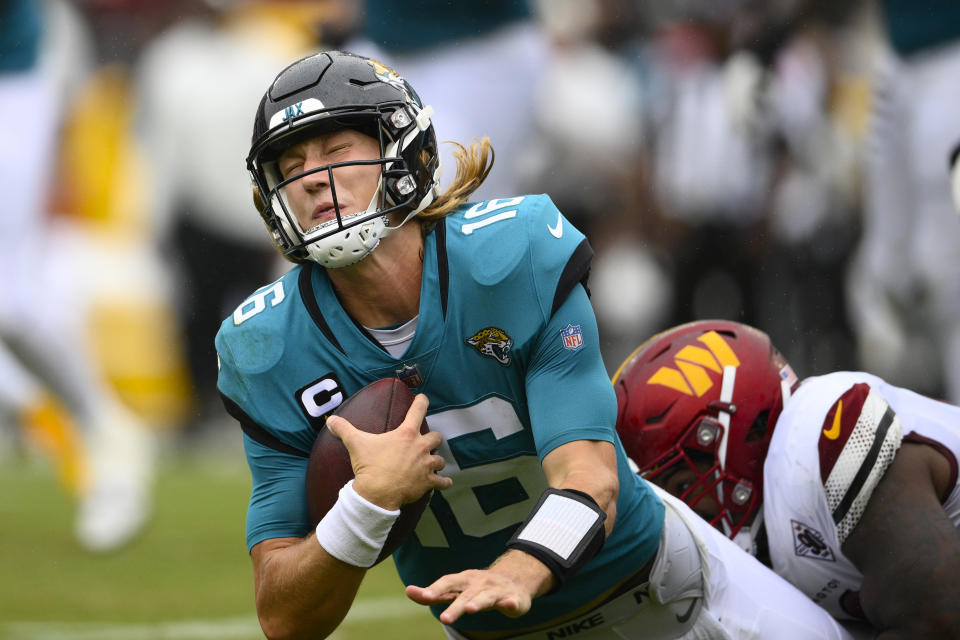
[613,320,799,551]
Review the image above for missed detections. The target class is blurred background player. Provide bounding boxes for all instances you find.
[79,0,889,433]
[633,0,867,380]
[343,0,549,203]
[0,0,158,551]
[134,0,341,435]
[613,319,960,637]
[846,0,960,402]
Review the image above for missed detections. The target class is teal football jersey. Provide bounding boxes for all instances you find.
[880,0,960,56]
[216,194,664,632]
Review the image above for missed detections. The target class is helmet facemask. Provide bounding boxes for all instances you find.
[266,154,393,268]
[642,413,761,542]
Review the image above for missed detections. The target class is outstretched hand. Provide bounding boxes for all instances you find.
[326,394,452,510]
[405,550,553,624]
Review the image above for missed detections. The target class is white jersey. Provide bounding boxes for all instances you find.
[764,371,960,619]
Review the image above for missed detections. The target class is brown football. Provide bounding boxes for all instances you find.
[305,377,432,564]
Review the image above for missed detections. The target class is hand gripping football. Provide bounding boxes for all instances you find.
[305,378,432,564]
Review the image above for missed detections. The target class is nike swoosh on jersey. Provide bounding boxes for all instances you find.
[675,598,697,623]
[547,213,563,238]
[823,400,842,440]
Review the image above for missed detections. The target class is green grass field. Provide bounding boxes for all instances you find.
[0,442,444,640]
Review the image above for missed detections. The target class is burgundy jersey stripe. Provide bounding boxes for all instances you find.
[818,383,872,484]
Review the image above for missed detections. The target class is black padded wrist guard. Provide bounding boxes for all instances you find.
[505,488,607,591]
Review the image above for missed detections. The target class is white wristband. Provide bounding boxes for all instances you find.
[315,480,401,567]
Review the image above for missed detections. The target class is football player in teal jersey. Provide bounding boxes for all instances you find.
[216,50,853,640]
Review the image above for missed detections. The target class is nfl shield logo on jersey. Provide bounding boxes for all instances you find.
[396,364,423,388]
[561,324,584,351]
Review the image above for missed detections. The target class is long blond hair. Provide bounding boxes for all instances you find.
[418,137,495,224]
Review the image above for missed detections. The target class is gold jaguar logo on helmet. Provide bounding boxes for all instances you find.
[466,327,513,366]
[367,58,411,96]
[368,58,399,78]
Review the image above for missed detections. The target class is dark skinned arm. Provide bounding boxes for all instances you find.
[842,442,960,639]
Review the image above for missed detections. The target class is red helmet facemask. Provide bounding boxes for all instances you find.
[612,320,799,553]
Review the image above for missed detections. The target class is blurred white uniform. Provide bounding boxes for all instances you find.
[850,27,960,401]
[135,12,307,248]
[652,487,854,640]
[135,6,319,420]
[346,21,548,202]
[0,0,154,551]
[764,371,960,619]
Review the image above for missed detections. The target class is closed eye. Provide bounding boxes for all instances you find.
[280,161,303,179]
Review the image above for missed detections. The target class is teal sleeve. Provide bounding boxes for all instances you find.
[214,322,245,408]
[361,0,531,53]
[243,435,312,551]
[0,0,41,72]
[525,284,617,458]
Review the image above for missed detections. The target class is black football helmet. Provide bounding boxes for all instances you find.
[247,51,441,267]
